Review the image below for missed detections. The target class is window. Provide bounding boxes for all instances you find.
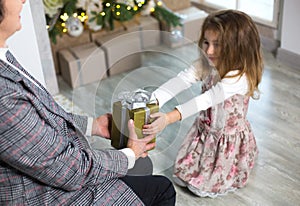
[196,0,281,28]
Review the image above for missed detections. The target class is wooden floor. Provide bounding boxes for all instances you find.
[56,43,300,206]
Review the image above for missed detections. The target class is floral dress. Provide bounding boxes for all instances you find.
[173,70,258,198]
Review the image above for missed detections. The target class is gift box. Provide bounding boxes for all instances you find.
[95,31,142,77]
[138,16,161,49]
[161,6,208,48]
[58,42,107,88]
[162,0,191,11]
[123,16,161,49]
[90,21,127,42]
[51,30,91,74]
[111,90,159,150]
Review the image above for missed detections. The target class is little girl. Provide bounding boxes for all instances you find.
[143,9,264,197]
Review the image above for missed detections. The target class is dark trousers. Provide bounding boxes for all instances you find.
[121,175,176,206]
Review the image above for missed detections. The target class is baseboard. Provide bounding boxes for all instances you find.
[260,36,280,54]
[276,48,300,70]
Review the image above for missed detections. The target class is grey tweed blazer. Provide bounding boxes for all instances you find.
[0,57,143,205]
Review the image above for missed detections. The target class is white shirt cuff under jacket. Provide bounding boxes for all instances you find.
[120,148,136,169]
[86,117,94,137]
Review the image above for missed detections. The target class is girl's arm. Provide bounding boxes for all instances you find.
[144,71,248,134]
[153,65,198,107]
[176,71,248,120]
[143,66,198,134]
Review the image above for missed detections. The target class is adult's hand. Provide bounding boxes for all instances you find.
[127,119,156,159]
[92,113,112,139]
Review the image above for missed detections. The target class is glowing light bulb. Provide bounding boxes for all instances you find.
[60,13,69,21]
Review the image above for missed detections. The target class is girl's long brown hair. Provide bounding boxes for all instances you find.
[0,0,4,24]
[199,10,264,99]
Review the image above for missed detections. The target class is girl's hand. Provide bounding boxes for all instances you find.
[143,112,168,135]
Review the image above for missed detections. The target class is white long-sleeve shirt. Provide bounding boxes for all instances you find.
[153,65,248,120]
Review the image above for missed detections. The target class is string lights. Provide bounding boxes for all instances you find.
[45,0,181,43]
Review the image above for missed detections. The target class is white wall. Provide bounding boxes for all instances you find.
[7,1,46,86]
[280,0,300,55]
[276,0,300,69]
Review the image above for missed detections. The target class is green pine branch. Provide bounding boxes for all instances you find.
[62,0,77,15]
[152,5,182,27]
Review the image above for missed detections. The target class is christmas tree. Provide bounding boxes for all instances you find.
[43,0,182,43]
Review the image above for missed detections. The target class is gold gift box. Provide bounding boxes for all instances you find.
[111,99,159,150]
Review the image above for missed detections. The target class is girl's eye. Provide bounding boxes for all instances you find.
[202,40,209,46]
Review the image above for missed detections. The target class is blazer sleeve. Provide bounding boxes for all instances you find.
[0,83,128,191]
[70,113,89,134]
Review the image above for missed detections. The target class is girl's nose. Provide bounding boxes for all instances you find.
[206,45,214,55]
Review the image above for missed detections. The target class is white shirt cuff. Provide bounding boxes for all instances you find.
[120,148,136,169]
[85,117,94,137]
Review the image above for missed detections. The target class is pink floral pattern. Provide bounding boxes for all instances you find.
[173,72,258,197]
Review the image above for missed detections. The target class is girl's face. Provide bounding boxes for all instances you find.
[0,0,26,45]
[201,29,220,67]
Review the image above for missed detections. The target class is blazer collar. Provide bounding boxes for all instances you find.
[0,59,23,82]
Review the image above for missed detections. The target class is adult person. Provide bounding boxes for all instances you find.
[143,9,263,197]
[0,0,176,205]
